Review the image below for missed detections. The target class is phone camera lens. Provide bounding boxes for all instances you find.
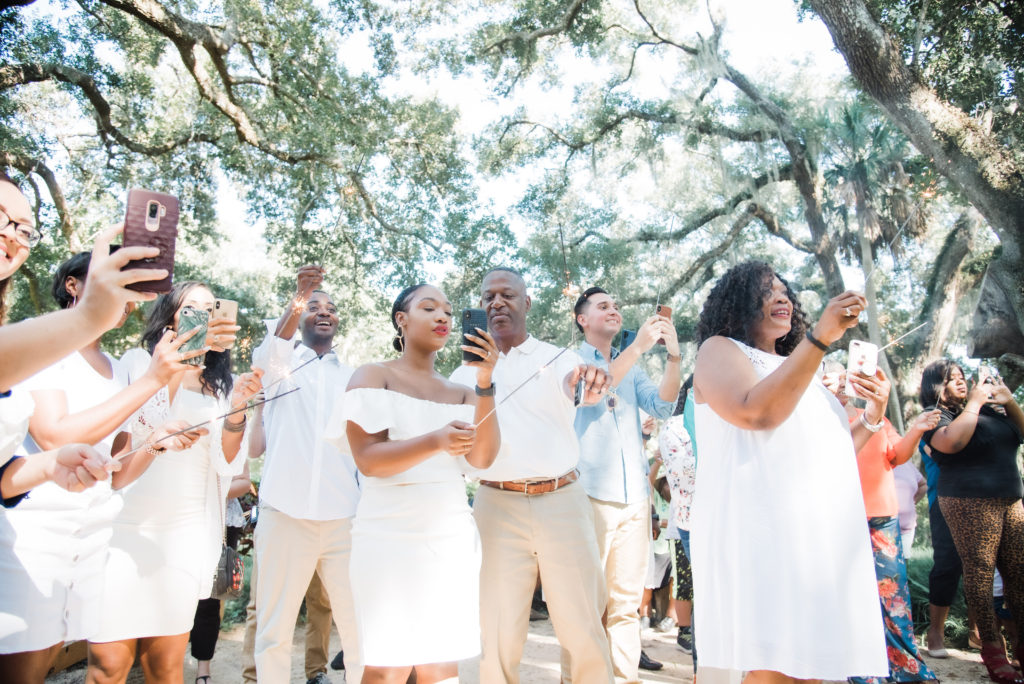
[148,202,159,219]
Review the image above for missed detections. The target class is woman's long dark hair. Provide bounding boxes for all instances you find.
[695,261,809,356]
[139,281,232,399]
[919,359,964,415]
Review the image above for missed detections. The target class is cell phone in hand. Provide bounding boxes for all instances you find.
[655,305,672,345]
[845,340,878,397]
[212,299,239,349]
[177,306,209,367]
[461,308,488,363]
[122,189,179,293]
[574,376,586,407]
[619,329,638,352]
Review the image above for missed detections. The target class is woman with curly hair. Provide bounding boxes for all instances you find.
[920,359,1024,684]
[691,261,887,683]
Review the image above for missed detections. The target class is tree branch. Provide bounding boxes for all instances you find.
[749,202,815,253]
[483,0,590,54]
[346,172,443,254]
[0,151,76,249]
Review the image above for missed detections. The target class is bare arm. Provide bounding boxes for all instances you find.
[273,265,323,340]
[227,459,252,499]
[111,422,208,489]
[893,410,942,465]
[247,403,266,459]
[219,369,264,464]
[928,383,990,453]
[0,226,164,391]
[1,444,116,498]
[461,328,500,470]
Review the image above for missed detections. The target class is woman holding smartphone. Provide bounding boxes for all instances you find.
[0,252,210,683]
[87,281,263,684]
[338,283,499,683]
[920,360,1024,684]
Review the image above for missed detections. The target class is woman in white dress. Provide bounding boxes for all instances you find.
[0,252,205,683]
[87,281,262,684]
[691,261,888,683]
[343,283,500,684]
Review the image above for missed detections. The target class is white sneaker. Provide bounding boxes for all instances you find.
[655,616,677,633]
[640,616,651,630]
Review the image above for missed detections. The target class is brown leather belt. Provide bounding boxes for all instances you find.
[480,469,578,496]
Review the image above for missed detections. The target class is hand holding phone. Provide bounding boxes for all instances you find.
[177,306,209,367]
[461,308,488,363]
[121,189,179,293]
[845,340,878,397]
[655,305,672,345]
[210,299,240,350]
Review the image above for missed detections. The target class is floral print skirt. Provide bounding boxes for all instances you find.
[850,516,937,684]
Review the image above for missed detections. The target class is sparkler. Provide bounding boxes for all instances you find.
[877,321,928,353]
[474,347,571,427]
[861,202,922,285]
[112,387,300,463]
[259,343,340,397]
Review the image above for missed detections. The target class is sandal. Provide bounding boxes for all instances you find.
[981,644,1024,684]
[195,677,211,684]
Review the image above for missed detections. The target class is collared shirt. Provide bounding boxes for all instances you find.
[450,335,583,482]
[574,342,675,504]
[252,335,359,520]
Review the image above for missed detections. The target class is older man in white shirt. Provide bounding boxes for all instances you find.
[251,265,362,683]
[451,267,614,683]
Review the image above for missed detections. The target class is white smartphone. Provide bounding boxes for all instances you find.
[845,340,879,397]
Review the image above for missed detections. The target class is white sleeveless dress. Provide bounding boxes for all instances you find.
[92,349,246,641]
[691,339,887,680]
[341,387,481,666]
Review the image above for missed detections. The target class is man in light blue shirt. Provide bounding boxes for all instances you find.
[572,287,681,683]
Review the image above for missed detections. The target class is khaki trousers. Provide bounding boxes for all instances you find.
[242,557,334,681]
[474,481,613,684]
[590,498,651,684]
[253,505,362,683]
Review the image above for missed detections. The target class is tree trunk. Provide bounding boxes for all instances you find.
[807,0,1024,350]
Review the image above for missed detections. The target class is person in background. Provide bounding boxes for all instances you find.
[572,286,679,683]
[691,260,887,682]
[190,460,252,684]
[893,460,926,554]
[921,360,1024,684]
[822,368,939,684]
[251,265,363,684]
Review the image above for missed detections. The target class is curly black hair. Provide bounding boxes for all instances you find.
[695,261,809,356]
[138,281,233,400]
[919,359,964,415]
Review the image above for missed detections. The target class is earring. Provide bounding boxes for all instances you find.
[398,329,405,354]
[71,295,77,308]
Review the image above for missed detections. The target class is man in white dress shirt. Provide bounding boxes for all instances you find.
[451,267,615,683]
[251,265,362,683]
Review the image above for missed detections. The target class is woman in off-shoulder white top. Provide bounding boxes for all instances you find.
[340,283,500,684]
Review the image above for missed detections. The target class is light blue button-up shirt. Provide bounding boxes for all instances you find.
[575,341,675,504]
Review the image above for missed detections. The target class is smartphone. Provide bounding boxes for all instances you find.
[121,189,179,293]
[574,376,586,406]
[461,308,488,362]
[212,299,239,349]
[845,340,879,397]
[655,304,672,346]
[177,306,209,366]
[619,329,638,352]
[981,365,1002,385]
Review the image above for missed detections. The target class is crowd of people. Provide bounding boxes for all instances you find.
[1,167,1023,684]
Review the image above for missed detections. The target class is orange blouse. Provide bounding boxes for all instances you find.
[851,409,901,518]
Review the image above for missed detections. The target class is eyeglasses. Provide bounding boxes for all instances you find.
[0,207,42,248]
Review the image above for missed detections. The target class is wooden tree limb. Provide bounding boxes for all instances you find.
[0,151,76,249]
[346,172,443,253]
[0,62,221,156]
[483,0,590,54]
[749,202,815,253]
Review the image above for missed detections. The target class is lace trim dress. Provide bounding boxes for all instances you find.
[340,387,481,666]
[691,338,887,680]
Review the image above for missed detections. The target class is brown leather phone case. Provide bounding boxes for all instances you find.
[122,188,178,293]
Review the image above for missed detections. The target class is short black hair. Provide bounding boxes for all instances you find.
[391,283,429,352]
[51,252,92,309]
[696,261,808,356]
[573,286,608,333]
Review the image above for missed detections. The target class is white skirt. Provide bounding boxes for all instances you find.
[350,479,481,666]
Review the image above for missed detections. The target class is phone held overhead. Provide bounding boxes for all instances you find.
[121,189,179,293]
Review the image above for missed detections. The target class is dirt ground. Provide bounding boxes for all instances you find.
[47,616,990,683]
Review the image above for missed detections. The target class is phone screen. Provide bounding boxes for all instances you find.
[177,306,209,366]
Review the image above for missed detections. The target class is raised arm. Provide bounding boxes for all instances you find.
[695,291,864,431]
[892,410,942,465]
[220,368,264,464]
[273,265,323,340]
[928,382,991,453]
[461,327,500,470]
[0,225,165,391]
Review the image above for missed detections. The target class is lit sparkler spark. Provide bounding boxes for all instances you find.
[260,343,341,397]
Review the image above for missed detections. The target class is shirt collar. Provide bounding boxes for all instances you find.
[579,340,618,362]
[504,334,540,358]
[295,342,339,365]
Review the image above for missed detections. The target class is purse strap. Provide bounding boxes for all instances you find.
[215,472,227,547]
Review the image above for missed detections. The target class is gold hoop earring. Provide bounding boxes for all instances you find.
[398,329,406,354]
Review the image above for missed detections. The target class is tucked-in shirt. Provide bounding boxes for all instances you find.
[893,461,923,534]
[850,409,900,518]
[924,405,1024,500]
[450,335,582,481]
[574,342,674,504]
[252,335,359,520]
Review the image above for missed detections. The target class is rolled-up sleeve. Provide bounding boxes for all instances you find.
[633,368,674,419]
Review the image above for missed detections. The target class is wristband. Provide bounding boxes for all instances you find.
[223,416,247,433]
[666,353,681,363]
[475,383,496,397]
[805,331,830,353]
[146,443,166,456]
[859,412,884,433]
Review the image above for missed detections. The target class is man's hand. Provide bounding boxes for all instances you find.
[49,443,119,492]
[566,364,612,405]
[296,265,325,300]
